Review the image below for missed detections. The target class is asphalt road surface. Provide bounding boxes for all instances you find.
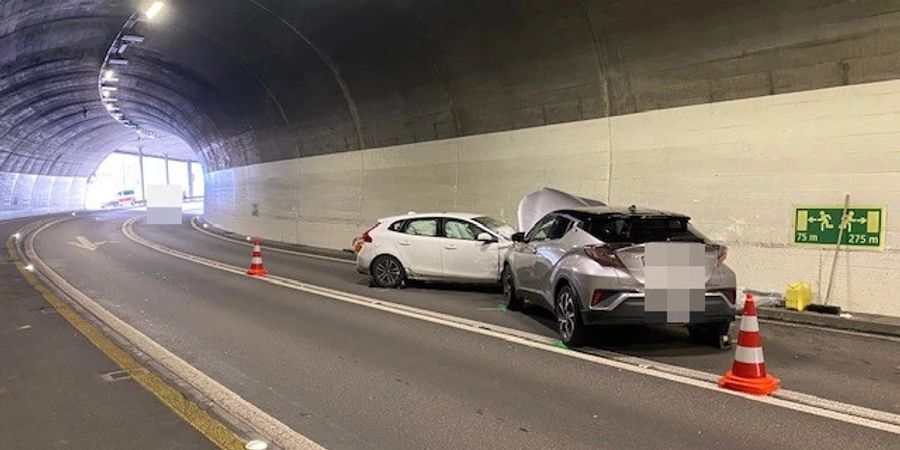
[28,210,900,449]
[0,215,213,450]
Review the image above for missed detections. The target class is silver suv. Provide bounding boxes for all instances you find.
[502,206,736,347]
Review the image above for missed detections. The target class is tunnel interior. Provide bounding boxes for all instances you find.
[6,0,900,179]
[3,0,900,314]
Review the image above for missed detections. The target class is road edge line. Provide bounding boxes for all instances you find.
[123,217,900,436]
[7,230,246,450]
[26,218,325,450]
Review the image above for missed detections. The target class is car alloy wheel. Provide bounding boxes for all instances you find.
[555,285,589,347]
[372,256,404,288]
[557,289,577,341]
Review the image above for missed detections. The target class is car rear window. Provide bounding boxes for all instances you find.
[582,216,706,244]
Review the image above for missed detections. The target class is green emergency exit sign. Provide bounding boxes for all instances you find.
[794,206,886,250]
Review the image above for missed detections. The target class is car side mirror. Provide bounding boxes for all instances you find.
[511,232,525,243]
[476,232,495,243]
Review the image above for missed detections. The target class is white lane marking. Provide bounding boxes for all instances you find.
[68,235,108,252]
[122,217,900,435]
[186,214,900,343]
[188,217,355,265]
[28,218,323,450]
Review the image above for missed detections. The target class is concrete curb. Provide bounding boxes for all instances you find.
[193,216,354,261]
[757,307,900,338]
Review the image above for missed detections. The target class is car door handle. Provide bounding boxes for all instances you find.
[444,244,457,250]
[398,240,411,246]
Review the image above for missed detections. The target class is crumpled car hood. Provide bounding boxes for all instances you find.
[516,187,605,232]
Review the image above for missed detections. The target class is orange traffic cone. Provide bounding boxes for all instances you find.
[246,239,268,276]
[718,293,780,395]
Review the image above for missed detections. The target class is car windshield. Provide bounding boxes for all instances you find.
[472,216,516,238]
[582,215,707,244]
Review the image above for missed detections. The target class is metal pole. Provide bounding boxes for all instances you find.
[138,146,146,202]
[824,193,850,306]
[164,154,170,185]
[187,161,194,198]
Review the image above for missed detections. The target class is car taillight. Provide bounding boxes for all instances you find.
[362,222,379,243]
[583,244,624,268]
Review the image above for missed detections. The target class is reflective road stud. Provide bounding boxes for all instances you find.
[718,294,780,395]
[246,239,268,276]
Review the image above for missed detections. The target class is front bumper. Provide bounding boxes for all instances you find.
[581,291,735,325]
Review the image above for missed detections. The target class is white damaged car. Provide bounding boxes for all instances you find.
[356,212,516,288]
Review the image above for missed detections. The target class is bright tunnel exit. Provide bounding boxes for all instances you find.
[84,151,204,210]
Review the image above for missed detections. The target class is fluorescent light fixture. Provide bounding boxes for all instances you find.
[102,98,118,103]
[25,263,34,272]
[121,34,145,44]
[13,232,21,240]
[100,85,117,91]
[104,70,115,80]
[145,1,165,20]
[102,90,111,98]
[108,58,129,65]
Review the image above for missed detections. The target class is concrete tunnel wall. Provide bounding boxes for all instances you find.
[4,1,900,315]
[204,79,900,317]
[0,172,86,220]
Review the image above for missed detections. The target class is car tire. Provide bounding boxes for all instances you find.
[502,265,524,311]
[555,284,590,347]
[370,255,405,289]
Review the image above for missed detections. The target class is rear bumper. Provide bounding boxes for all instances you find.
[581,292,735,325]
[355,246,375,274]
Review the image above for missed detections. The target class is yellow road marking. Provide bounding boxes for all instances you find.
[6,236,246,450]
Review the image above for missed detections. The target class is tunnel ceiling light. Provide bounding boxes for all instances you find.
[102,97,118,103]
[108,58,129,65]
[144,2,165,20]
[102,90,112,98]
[104,70,116,80]
[121,34,145,44]
[101,86,118,92]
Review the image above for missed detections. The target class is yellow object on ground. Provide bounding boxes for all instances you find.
[785,282,813,311]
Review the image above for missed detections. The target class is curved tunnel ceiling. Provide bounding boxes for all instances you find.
[4,0,900,178]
